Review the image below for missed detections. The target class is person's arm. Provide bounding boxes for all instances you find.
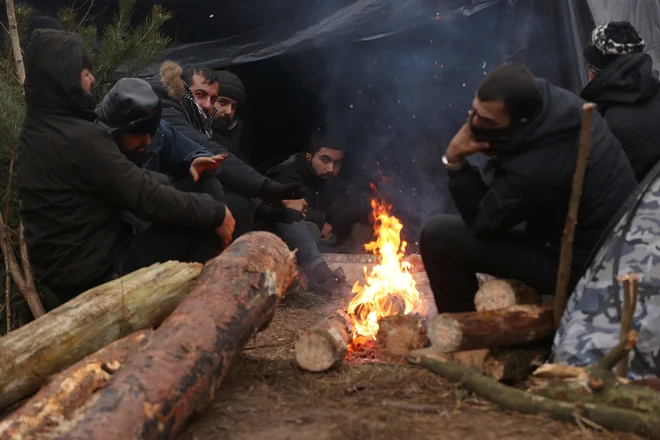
[158,121,212,178]
[74,129,226,228]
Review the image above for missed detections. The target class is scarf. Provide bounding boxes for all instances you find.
[182,82,217,139]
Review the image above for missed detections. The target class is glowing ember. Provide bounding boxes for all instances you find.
[347,193,421,344]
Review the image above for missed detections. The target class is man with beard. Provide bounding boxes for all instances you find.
[582,21,660,182]
[266,137,351,296]
[19,30,234,303]
[211,70,248,160]
[148,62,302,236]
[420,63,636,313]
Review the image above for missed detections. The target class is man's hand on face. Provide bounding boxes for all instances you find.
[215,206,236,248]
[446,121,490,164]
[282,199,308,218]
[321,223,333,240]
[189,154,228,182]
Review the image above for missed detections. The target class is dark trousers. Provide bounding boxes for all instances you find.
[275,221,323,277]
[420,215,562,313]
[223,188,255,238]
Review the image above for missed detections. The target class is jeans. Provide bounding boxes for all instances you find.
[275,221,323,277]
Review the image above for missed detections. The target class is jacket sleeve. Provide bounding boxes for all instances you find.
[267,168,327,228]
[603,112,646,181]
[158,121,212,178]
[74,130,226,228]
[447,162,540,237]
[161,105,267,196]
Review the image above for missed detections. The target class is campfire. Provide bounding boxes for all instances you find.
[347,193,422,346]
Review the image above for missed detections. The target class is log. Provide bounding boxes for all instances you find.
[375,314,427,361]
[444,345,549,383]
[0,261,202,412]
[295,309,353,372]
[27,231,296,440]
[428,303,554,353]
[473,279,541,312]
[408,347,660,438]
[0,330,153,439]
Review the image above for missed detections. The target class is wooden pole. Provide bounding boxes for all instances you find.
[616,273,639,377]
[554,102,597,328]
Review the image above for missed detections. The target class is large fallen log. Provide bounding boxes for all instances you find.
[295,309,353,372]
[0,261,202,412]
[428,303,554,352]
[408,347,660,438]
[0,330,153,439]
[473,279,541,312]
[25,231,295,440]
[375,314,427,361]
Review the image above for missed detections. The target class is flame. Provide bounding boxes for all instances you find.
[347,195,421,343]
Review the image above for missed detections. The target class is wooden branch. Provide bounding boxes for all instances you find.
[474,279,541,312]
[598,330,638,372]
[554,102,597,328]
[0,330,153,439]
[617,273,639,377]
[17,222,44,318]
[29,231,295,440]
[295,309,353,372]
[0,261,202,412]
[408,347,660,438]
[4,256,10,333]
[445,345,549,383]
[375,314,427,361]
[4,0,26,84]
[428,303,554,352]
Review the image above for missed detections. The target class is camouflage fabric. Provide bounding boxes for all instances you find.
[551,166,660,379]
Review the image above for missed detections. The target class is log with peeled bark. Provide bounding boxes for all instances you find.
[0,261,202,412]
[375,314,427,361]
[428,303,554,353]
[295,309,353,372]
[0,330,153,439]
[19,231,295,440]
[473,279,541,312]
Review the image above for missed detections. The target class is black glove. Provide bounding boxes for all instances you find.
[260,180,304,203]
[255,203,293,224]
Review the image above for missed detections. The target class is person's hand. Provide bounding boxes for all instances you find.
[255,203,293,224]
[321,223,333,240]
[215,206,235,248]
[189,154,228,182]
[261,180,304,203]
[403,253,425,273]
[445,122,490,164]
[282,199,308,218]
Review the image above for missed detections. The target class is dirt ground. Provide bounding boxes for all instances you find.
[177,295,644,440]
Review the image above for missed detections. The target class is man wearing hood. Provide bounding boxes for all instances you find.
[420,63,636,313]
[147,62,303,236]
[18,30,234,303]
[582,21,660,182]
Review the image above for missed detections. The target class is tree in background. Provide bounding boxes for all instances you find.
[0,0,172,334]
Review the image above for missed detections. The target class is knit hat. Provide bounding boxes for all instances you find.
[584,22,645,71]
[96,78,162,136]
[215,71,245,106]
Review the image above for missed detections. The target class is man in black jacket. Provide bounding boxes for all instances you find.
[19,30,234,303]
[211,70,247,161]
[582,21,660,182]
[420,63,637,313]
[147,61,302,236]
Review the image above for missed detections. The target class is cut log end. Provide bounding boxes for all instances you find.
[376,314,428,361]
[474,279,541,312]
[295,318,350,372]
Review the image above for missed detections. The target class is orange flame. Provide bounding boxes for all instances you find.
[347,196,421,343]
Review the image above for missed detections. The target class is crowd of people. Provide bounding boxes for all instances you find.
[16,21,660,313]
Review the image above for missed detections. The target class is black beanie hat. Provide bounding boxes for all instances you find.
[584,21,645,70]
[215,71,246,106]
[96,78,162,137]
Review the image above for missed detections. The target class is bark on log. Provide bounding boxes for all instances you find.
[408,347,660,438]
[30,231,295,440]
[295,309,353,372]
[473,280,541,312]
[0,261,202,412]
[0,330,153,439]
[428,303,554,353]
[375,314,427,361]
[444,345,549,383]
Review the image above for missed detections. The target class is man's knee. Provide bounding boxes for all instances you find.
[420,214,468,255]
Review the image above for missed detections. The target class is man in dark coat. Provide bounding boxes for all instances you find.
[582,21,660,182]
[420,63,637,313]
[211,70,248,161]
[18,30,234,303]
[147,61,302,236]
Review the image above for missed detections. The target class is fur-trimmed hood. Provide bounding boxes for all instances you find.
[159,60,186,100]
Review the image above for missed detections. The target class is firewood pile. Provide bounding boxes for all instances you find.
[0,232,297,440]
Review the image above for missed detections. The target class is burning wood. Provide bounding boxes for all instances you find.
[376,314,428,361]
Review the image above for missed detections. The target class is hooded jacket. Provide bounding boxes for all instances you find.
[146,61,267,196]
[581,53,660,182]
[18,30,226,291]
[448,79,636,276]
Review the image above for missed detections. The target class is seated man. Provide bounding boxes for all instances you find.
[18,30,235,303]
[266,137,351,296]
[148,61,303,235]
[211,70,248,161]
[582,21,660,182]
[420,63,636,313]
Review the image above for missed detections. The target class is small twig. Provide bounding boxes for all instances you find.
[5,253,11,333]
[598,330,638,371]
[616,273,639,377]
[81,0,95,23]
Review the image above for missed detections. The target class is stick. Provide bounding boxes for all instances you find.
[18,222,45,318]
[617,273,639,377]
[598,330,638,372]
[4,0,25,84]
[554,102,597,328]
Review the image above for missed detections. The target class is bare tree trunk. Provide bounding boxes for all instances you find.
[5,0,26,84]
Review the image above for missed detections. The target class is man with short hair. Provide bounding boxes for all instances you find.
[19,30,234,303]
[582,21,660,182]
[420,63,637,313]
